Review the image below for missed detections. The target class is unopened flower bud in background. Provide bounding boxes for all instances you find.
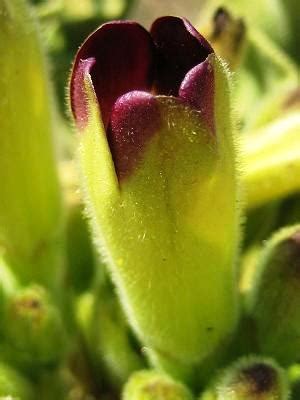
[247,225,300,365]
[200,7,246,70]
[210,356,289,400]
[123,370,194,400]
[69,16,242,380]
[1,285,67,370]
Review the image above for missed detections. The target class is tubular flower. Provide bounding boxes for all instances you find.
[70,16,241,379]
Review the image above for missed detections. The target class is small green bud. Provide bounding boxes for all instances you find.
[0,0,64,289]
[1,285,67,370]
[0,362,34,400]
[123,370,194,400]
[216,356,289,400]
[247,225,300,365]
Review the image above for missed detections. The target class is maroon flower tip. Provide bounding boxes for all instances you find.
[179,57,215,134]
[108,91,161,181]
[70,21,155,130]
[150,16,214,96]
[70,57,96,130]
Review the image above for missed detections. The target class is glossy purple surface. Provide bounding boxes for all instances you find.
[108,91,161,181]
[70,21,155,129]
[150,16,213,96]
[179,57,215,134]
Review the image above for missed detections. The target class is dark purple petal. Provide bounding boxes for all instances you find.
[179,56,215,134]
[150,16,214,96]
[70,21,155,129]
[108,91,161,181]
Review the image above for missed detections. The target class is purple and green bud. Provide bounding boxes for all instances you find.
[214,356,289,400]
[247,225,300,365]
[69,17,241,378]
[0,362,34,400]
[123,370,194,400]
[1,284,67,370]
[0,0,64,289]
[199,356,289,400]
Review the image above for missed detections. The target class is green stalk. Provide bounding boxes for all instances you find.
[0,0,65,290]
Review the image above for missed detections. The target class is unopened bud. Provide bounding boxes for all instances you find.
[123,370,194,400]
[2,285,67,370]
[247,225,300,365]
[216,357,289,400]
[201,7,246,69]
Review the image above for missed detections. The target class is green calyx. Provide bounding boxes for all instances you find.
[76,54,241,379]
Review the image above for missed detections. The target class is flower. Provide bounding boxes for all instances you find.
[70,16,215,181]
[69,17,241,381]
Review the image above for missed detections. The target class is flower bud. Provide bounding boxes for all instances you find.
[0,362,34,400]
[1,285,67,370]
[0,0,64,289]
[200,7,246,70]
[247,225,300,365]
[199,0,290,49]
[215,356,289,400]
[69,17,241,379]
[123,370,194,400]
